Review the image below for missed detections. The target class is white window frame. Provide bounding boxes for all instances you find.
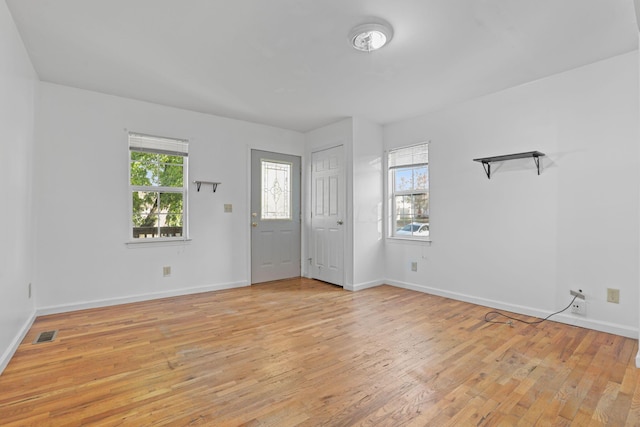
[128,132,189,243]
[387,142,430,241]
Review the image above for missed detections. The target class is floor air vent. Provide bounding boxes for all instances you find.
[33,330,58,344]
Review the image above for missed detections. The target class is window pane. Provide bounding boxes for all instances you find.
[262,160,292,220]
[130,151,183,187]
[159,162,184,187]
[132,191,184,239]
[165,213,183,228]
[159,192,183,212]
[395,195,413,224]
[413,165,428,190]
[394,167,414,192]
[132,191,158,224]
[393,194,429,237]
[133,220,159,239]
[159,214,183,237]
[132,191,159,238]
[394,165,429,192]
[130,152,157,186]
[159,193,184,236]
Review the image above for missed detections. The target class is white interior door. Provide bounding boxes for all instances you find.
[311,145,344,286]
[251,150,301,284]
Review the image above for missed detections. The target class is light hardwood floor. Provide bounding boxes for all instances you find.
[1,278,638,426]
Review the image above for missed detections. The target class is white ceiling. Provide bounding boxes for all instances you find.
[6,0,639,132]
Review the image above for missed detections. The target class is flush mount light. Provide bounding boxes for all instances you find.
[349,21,394,52]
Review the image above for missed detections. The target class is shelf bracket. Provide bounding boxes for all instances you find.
[533,155,541,175]
[194,181,220,193]
[481,162,491,179]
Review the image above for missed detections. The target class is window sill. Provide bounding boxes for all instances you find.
[126,238,192,248]
[386,236,432,245]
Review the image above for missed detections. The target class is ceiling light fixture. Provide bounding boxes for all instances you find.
[349,20,394,52]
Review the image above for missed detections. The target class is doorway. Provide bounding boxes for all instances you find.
[250,150,301,284]
[310,145,345,286]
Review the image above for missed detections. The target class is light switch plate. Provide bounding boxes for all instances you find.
[607,288,620,304]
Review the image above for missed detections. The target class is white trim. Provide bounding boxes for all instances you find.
[386,236,432,244]
[37,281,248,316]
[0,311,37,376]
[350,279,385,292]
[126,238,192,247]
[246,145,253,285]
[385,279,639,339]
[636,350,640,368]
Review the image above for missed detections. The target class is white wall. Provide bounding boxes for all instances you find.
[0,1,38,372]
[352,118,385,289]
[34,83,304,312]
[384,51,639,338]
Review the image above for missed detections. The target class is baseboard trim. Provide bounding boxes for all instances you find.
[37,281,249,316]
[0,310,37,376]
[350,279,385,292]
[636,350,640,368]
[385,279,638,339]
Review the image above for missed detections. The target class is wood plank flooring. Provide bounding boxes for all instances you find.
[0,278,638,426]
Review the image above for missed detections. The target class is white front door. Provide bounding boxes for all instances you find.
[251,150,301,284]
[310,145,345,286]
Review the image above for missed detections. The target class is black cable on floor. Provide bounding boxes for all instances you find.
[484,295,578,326]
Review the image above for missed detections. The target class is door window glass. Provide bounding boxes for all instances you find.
[261,160,292,220]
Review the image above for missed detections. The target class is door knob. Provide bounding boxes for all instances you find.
[252,222,258,227]
[337,220,344,225]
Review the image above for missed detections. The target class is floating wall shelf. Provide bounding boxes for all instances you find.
[193,180,221,192]
[473,151,545,179]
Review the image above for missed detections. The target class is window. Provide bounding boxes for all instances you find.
[261,159,292,220]
[388,143,429,239]
[129,133,188,240]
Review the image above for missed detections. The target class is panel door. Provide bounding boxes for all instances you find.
[251,150,301,284]
[310,145,344,286]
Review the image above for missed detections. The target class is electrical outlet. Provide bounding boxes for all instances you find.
[224,204,232,213]
[411,261,417,272]
[571,299,586,315]
[163,266,171,277]
[607,288,620,304]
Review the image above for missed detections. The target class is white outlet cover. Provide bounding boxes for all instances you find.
[571,300,586,315]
